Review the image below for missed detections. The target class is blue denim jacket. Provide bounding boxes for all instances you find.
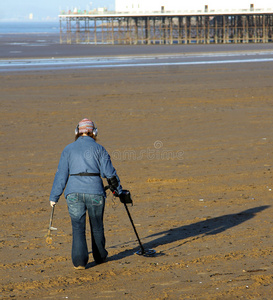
[49,136,122,202]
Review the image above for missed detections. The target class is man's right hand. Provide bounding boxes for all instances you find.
[50,201,56,207]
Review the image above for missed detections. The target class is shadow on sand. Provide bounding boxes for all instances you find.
[104,205,270,263]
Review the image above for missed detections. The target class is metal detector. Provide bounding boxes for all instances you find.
[105,179,156,257]
[122,199,156,256]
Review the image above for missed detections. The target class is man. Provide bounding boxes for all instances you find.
[49,118,122,269]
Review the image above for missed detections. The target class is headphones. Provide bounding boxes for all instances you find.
[75,121,98,138]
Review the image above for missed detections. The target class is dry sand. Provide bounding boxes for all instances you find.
[1,42,273,299]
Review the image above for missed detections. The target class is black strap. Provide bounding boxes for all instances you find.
[70,172,100,176]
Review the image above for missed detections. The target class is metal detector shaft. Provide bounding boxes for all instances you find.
[123,203,145,254]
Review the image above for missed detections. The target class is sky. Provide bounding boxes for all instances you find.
[0,0,115,22]
[1,0,272,22]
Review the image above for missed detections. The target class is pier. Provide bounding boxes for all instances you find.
[59,10,273,45]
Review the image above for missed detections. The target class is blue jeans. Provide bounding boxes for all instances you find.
[66,193,108,267]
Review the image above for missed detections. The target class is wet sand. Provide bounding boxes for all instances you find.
[1,36,273,299]
[1,32,273,59]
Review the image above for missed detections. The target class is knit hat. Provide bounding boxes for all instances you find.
[78,118,94,134]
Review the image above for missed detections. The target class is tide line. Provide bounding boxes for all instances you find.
[1,57,273,72]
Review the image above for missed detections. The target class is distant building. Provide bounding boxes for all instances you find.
[115,0,272,13]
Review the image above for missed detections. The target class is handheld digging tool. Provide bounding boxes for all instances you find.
[105,177,156,257]
[45,205,57,245]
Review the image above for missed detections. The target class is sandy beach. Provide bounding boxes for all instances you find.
[1,35,273,299]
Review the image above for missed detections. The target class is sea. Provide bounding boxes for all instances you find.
[1,20,273,72]
[0,21,60,34]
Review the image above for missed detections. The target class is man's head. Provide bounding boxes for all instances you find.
[75,118,98,140]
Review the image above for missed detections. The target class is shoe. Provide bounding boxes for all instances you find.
[74,265,85,270]
[95,256,107,265]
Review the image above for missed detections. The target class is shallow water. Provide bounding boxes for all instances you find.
[1,51,273,72]
[0,21,60,34]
